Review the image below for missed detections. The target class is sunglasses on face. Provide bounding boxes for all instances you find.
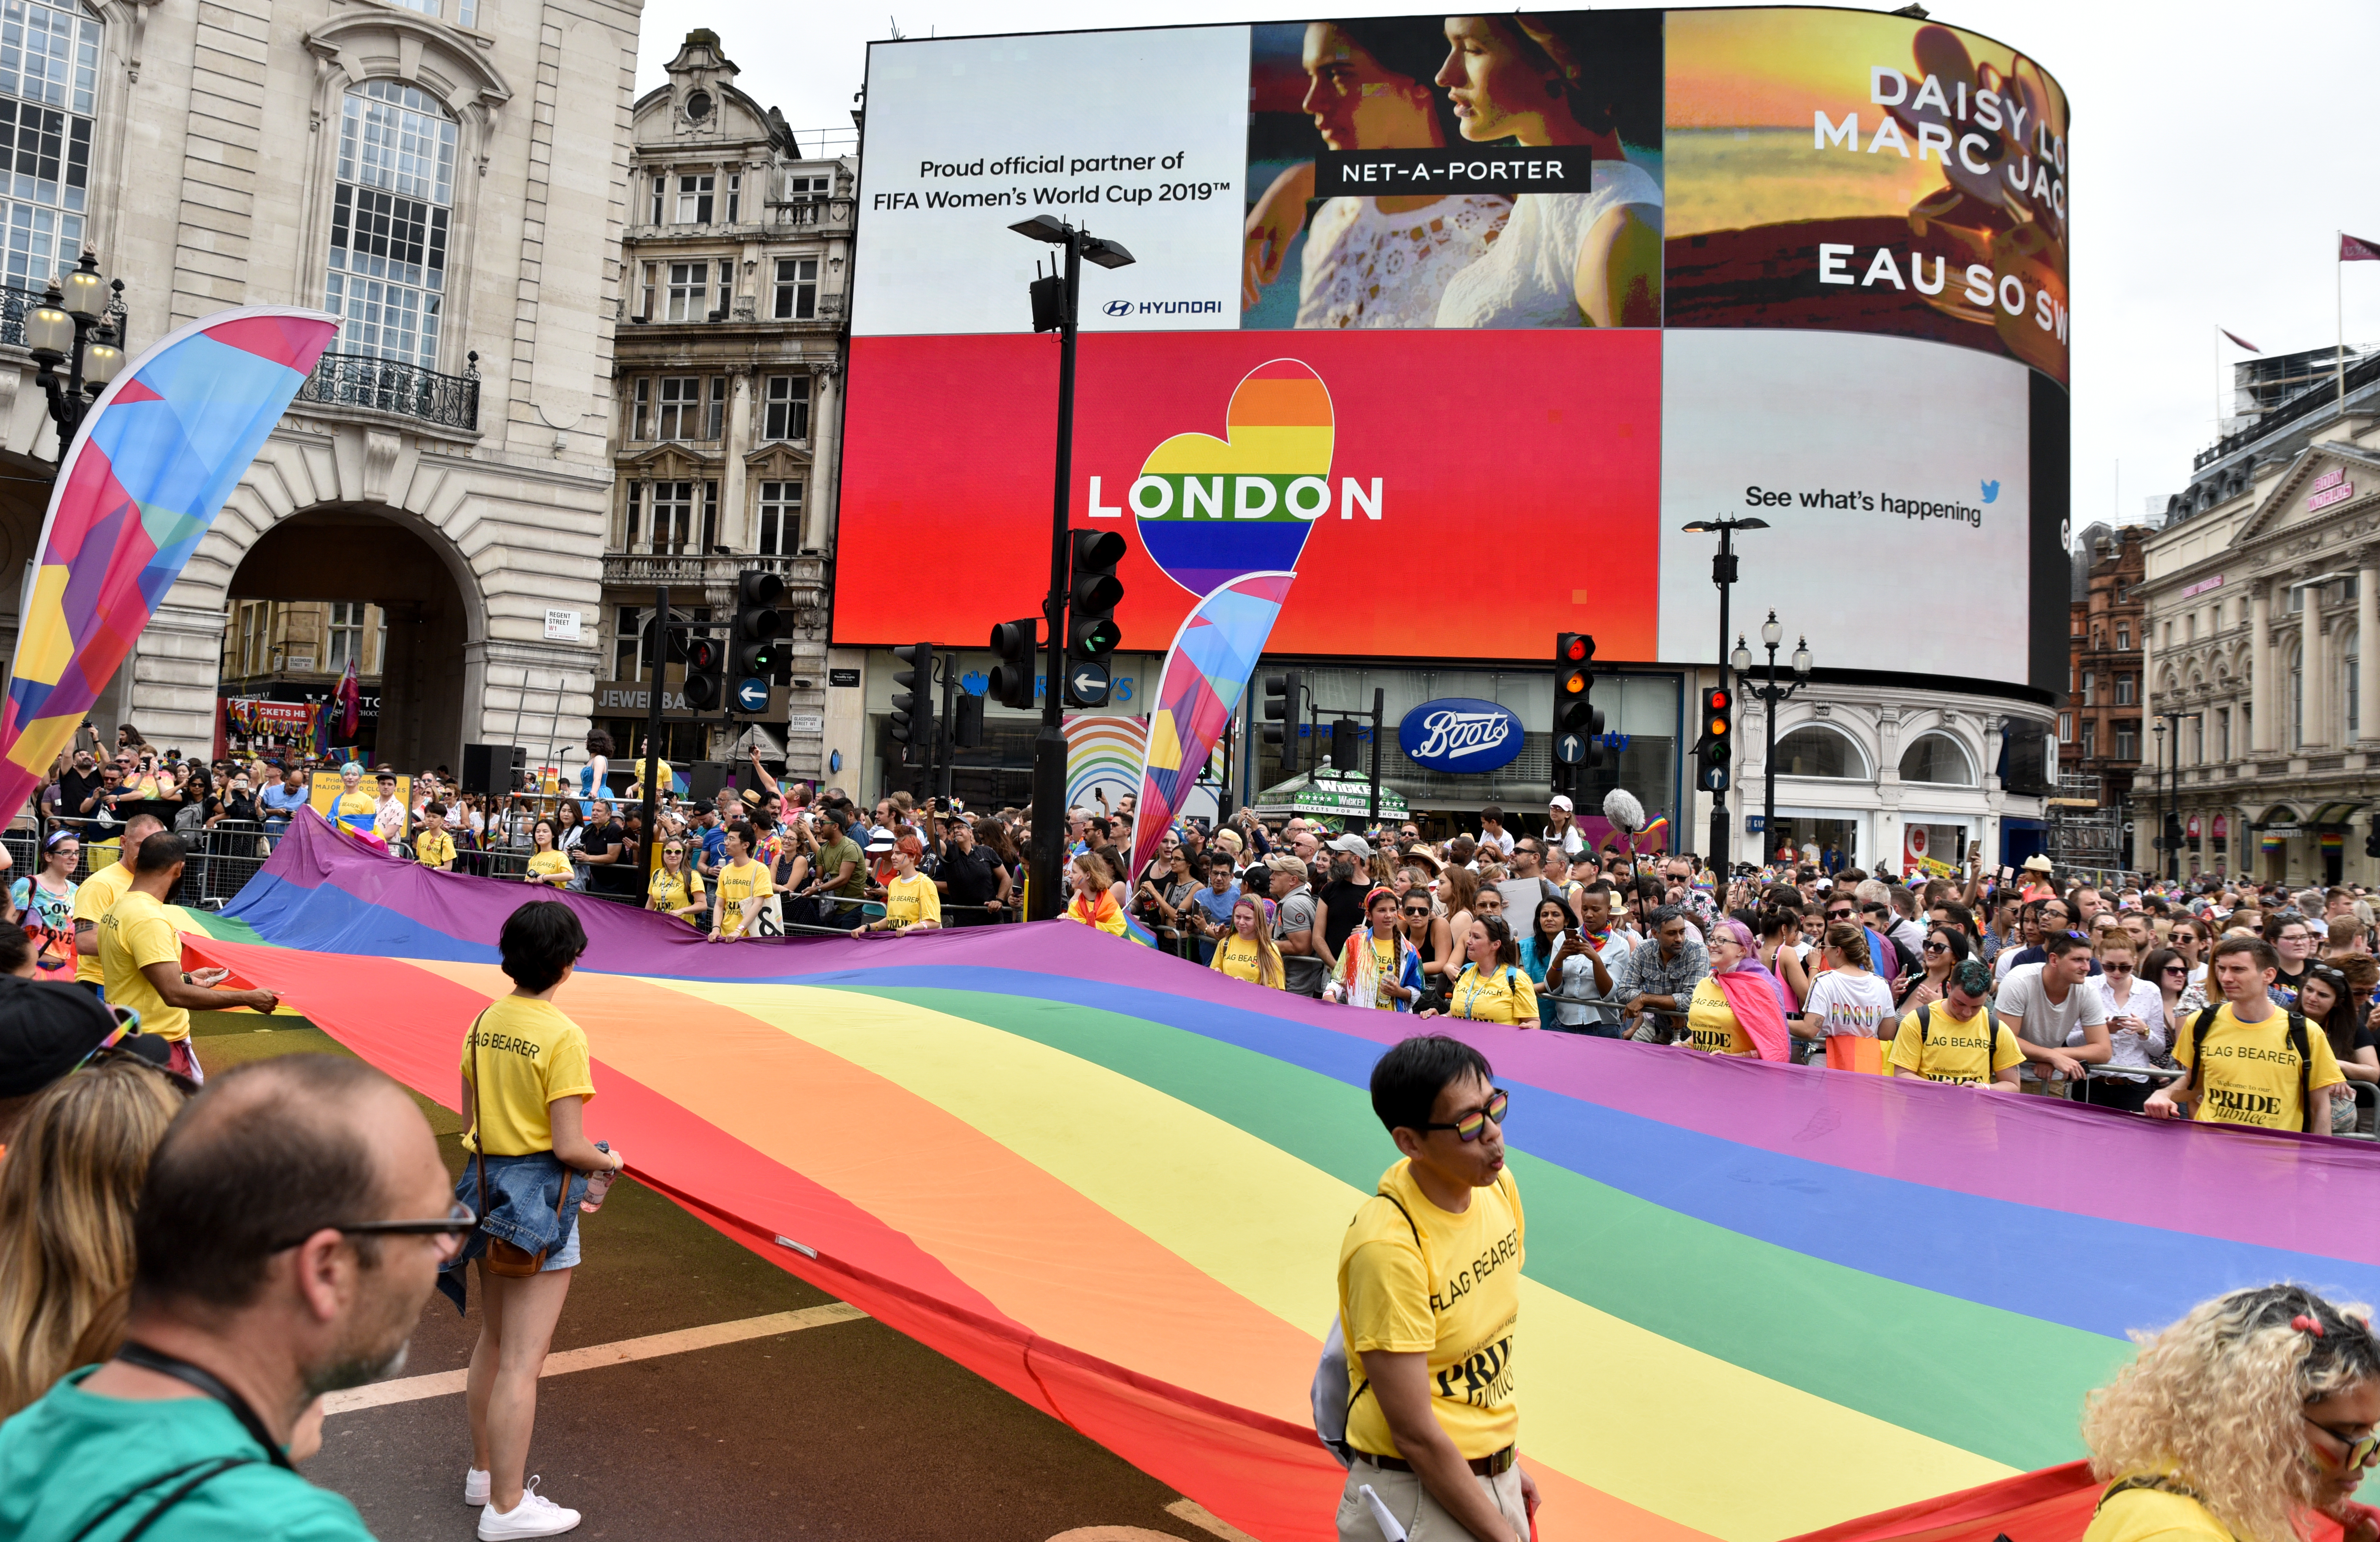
[1921,940,1948,954]
[2307,1414,2380,1472]
[1826,910,1853,921]
[1418,1088,1510,1143]
[2162,964,2189,977]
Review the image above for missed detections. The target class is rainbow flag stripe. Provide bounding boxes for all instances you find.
[170,815,2380,1542]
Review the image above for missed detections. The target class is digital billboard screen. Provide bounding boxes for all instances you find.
[837,9,2070,693]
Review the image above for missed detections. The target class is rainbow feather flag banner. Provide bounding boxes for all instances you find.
[1130,570,1294,876]
[166,813,2380,1542]
[0,308,337,819]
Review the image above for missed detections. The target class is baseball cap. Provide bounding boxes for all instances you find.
[0,976,126,1100]
[1548,794,1574,812]
[865,834,896,854]
[1326,833,1373,859]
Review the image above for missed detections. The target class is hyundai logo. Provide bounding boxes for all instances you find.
[1102,299,1133,316]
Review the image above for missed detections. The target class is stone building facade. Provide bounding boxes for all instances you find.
[2140,351,2380,886]
[2063,523,2147,828]
[0,0,637,772]
[598,30,851,778]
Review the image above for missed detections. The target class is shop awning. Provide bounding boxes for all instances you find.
[1249,770,1410,823]
[2310,801,2365,827]
[2254,805,2302,829]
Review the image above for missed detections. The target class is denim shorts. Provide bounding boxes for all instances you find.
[541,1222,581,1272]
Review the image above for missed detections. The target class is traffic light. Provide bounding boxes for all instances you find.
[1552,632,1603,794]
[1262,670,1305,773]
[2365,826,2380,860]
[682,633,725,711]
[989,617,1038,710]
[1696,683,1733,793]
[1067,530,1126,659]
[1330,718,1360,774]
[729,570,787,679]
[954,691,986,748]
[890,643,935,758]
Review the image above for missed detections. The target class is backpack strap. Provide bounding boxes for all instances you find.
[1345,1190,1429,1421]
[1917,1002,1932,1047]
[2182,1005,2224,1098]
[2093,1474,2211,1517]
[2287,1010,2315,1132]
[68,1457,259,1542]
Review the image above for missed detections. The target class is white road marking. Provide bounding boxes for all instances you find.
[322,1301,869,1416]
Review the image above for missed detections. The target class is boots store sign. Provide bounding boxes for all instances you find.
[1398,698,1525,774]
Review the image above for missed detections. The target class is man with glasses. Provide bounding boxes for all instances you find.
[0,1055,460,1540]
[1333,1036,1535,1542]
[1493,839,1560,923]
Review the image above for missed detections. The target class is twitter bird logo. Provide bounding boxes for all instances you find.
[1980,479,2001,504]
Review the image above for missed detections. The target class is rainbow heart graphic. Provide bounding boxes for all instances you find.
[1131,359,1333,596]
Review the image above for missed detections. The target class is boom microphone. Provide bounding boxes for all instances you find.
[1602,787,1644,835]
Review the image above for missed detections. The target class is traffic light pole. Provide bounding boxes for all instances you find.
[1710,532,1733,870]
[1029,229,1083,921]
[639,583,667,885]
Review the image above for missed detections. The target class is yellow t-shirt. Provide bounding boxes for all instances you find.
[459,995,597,1156]
[713,858,774,935]
[1449,963,1531,1025]
[1369,935,1402,1008]
[1338,1158,1525,1461]
[526,850,572,884]
[71,857,137,985]
[2081,1480,2232,1542]
[1211,934,1278,987]
[98,889,187,1042]
[1685,976,1756,1056]
[415,829,456,870]
[1887,1004,2025,1085]
[2173,1002,2345,1131]
[648,864,704,915]
[883,871,941,929]
[334,790,377,835]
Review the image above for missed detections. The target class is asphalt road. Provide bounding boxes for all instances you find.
[193,1018,1252,1542]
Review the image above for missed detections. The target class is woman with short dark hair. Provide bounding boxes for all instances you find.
[446,901,624,1537]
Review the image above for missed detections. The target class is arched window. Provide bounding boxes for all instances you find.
[1774,725,1869,780]
[0,0,101,288]
[1898,733,1976,785]
[325,81,457,367]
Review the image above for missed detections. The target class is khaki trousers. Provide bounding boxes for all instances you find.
[1335,1455,1527,1542]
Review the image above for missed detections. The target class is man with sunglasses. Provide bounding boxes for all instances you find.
[0,1055,458,1541]
[1334,1037,1535,1542]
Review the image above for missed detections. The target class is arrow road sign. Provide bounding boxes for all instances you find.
[1065,662,1110,708]
[1553,733,1587,765]
[736,677,769,713]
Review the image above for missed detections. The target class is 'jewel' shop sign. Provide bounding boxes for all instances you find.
[1398,698,1525,774]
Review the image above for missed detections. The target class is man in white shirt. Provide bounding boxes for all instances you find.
[1996,931,2112,1096]
[372,771,407,846]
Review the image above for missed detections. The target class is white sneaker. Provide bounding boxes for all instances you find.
[464,1468,490,1506]
[476,1476,581,1539]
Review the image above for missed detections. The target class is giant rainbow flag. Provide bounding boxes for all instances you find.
[0,309,337,820]
[170,813,2380,1542]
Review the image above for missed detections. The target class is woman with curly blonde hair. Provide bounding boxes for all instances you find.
[2083,1284,2380,1542]
[0,1055,192,1416]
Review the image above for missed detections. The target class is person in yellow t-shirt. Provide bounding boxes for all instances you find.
[98,832,279,1082]
[2148,936,2345,1132]
[644,836,705,925]
[72,814,161,993]
[1443,916,1534,1025]
[331,761,378,841]
[456,898,625,1527]
[1683,977,1756,1056]
[1887,958,2023,1087]
[854,837,941,937]
[1210,894,1284,989]
[523,817,573,888]
[2081,1285,2380,1542]
[414,803,457,871]
[709,822,775,942]
[1336,1035,1535,1541]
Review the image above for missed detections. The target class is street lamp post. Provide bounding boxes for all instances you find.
[1008,215,1133,919]
[1732,611,1812,867]
[26,251,124,452]
[1681,514,1767,869]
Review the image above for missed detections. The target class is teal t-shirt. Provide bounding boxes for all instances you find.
[0,1367,373,1540]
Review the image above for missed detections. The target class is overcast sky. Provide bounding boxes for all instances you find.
[637,0,2380,536]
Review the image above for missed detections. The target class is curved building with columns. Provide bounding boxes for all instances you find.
[0,0,637,768]
[2141,360,2380,886]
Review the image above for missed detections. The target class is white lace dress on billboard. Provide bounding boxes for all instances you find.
[1294,194,1510,330]
[1435,158,1663,329]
